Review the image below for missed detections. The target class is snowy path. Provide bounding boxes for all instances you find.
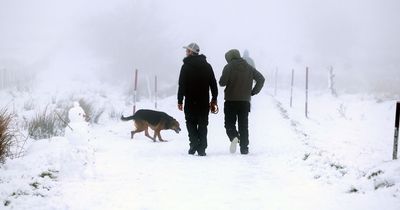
[60,95,399,210]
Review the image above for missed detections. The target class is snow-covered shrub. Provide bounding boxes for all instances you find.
[79,99,104,124]
[108,108,122,120]
[28,108,65,140]
[78,99,93,122]
[337,103,348,119]
[56,99,73,122]
[0,109,13,163]
[92,108,104,124]
[51,95,57,105]
[23,99,35,111]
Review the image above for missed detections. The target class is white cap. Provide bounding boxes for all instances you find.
[183,43,200,53]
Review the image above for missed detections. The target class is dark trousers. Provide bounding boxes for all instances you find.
[224,101,250,149]
[184,104,209,153]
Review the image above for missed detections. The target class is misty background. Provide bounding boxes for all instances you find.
[1,0,399,96]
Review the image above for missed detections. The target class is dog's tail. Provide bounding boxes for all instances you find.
[121,115,136,121]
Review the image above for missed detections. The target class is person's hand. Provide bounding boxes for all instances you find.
[210,100,219,114]
[178,104,183,111]
[251,90,256,96]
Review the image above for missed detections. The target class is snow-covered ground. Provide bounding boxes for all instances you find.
[0,84,399,210]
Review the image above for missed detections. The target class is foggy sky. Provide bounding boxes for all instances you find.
[1,0,399,94]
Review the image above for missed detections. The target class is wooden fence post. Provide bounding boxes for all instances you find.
[328,66,337,97]
[155,75,158,109]
[393,102,400,160]
[305,67,309,118]
[1,68,5,89]
[290,69,294,108]
[0,68,3,89]
[274,67,278,96]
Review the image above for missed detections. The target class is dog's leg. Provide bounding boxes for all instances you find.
[157,130,166,142]
[132,121,147,140]
[149,125,159,142]
[145,127,156,142]
[153,130,158,142]
[131,131,135,139]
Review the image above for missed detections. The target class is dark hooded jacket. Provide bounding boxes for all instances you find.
[219,49,265,101]
[178,54,218,108]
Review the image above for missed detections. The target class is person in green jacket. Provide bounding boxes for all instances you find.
[219,49,265,154]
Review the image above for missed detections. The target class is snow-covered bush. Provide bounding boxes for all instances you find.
[92,108,104,124]
[78,99,93,122]
[23,98,35,111]
[0,109,13,163]
[79,99,104,124]
[108,108,122,120]
[28,108,65,140]
[337,103,348,119]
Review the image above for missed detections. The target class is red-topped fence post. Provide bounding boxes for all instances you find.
[133,69,138,114]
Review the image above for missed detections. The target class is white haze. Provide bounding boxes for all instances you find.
[0,0,399,94]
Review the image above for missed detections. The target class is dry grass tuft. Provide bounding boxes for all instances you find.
[0,109,13,163]
[28,107,64,140]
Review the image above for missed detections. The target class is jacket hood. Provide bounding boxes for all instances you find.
[225,49,241,63]
[183,54,207,67]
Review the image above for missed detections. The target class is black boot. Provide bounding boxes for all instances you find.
[240,147,249,155]
[197,150,207,156]
[188,147,196,155]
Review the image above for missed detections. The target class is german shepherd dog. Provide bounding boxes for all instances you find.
[121,109,181,142]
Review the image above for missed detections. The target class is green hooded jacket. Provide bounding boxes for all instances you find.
[219,49,265,101]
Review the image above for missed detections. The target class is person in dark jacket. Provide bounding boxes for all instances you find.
[219,49,265,155]
[178,43,218,156]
